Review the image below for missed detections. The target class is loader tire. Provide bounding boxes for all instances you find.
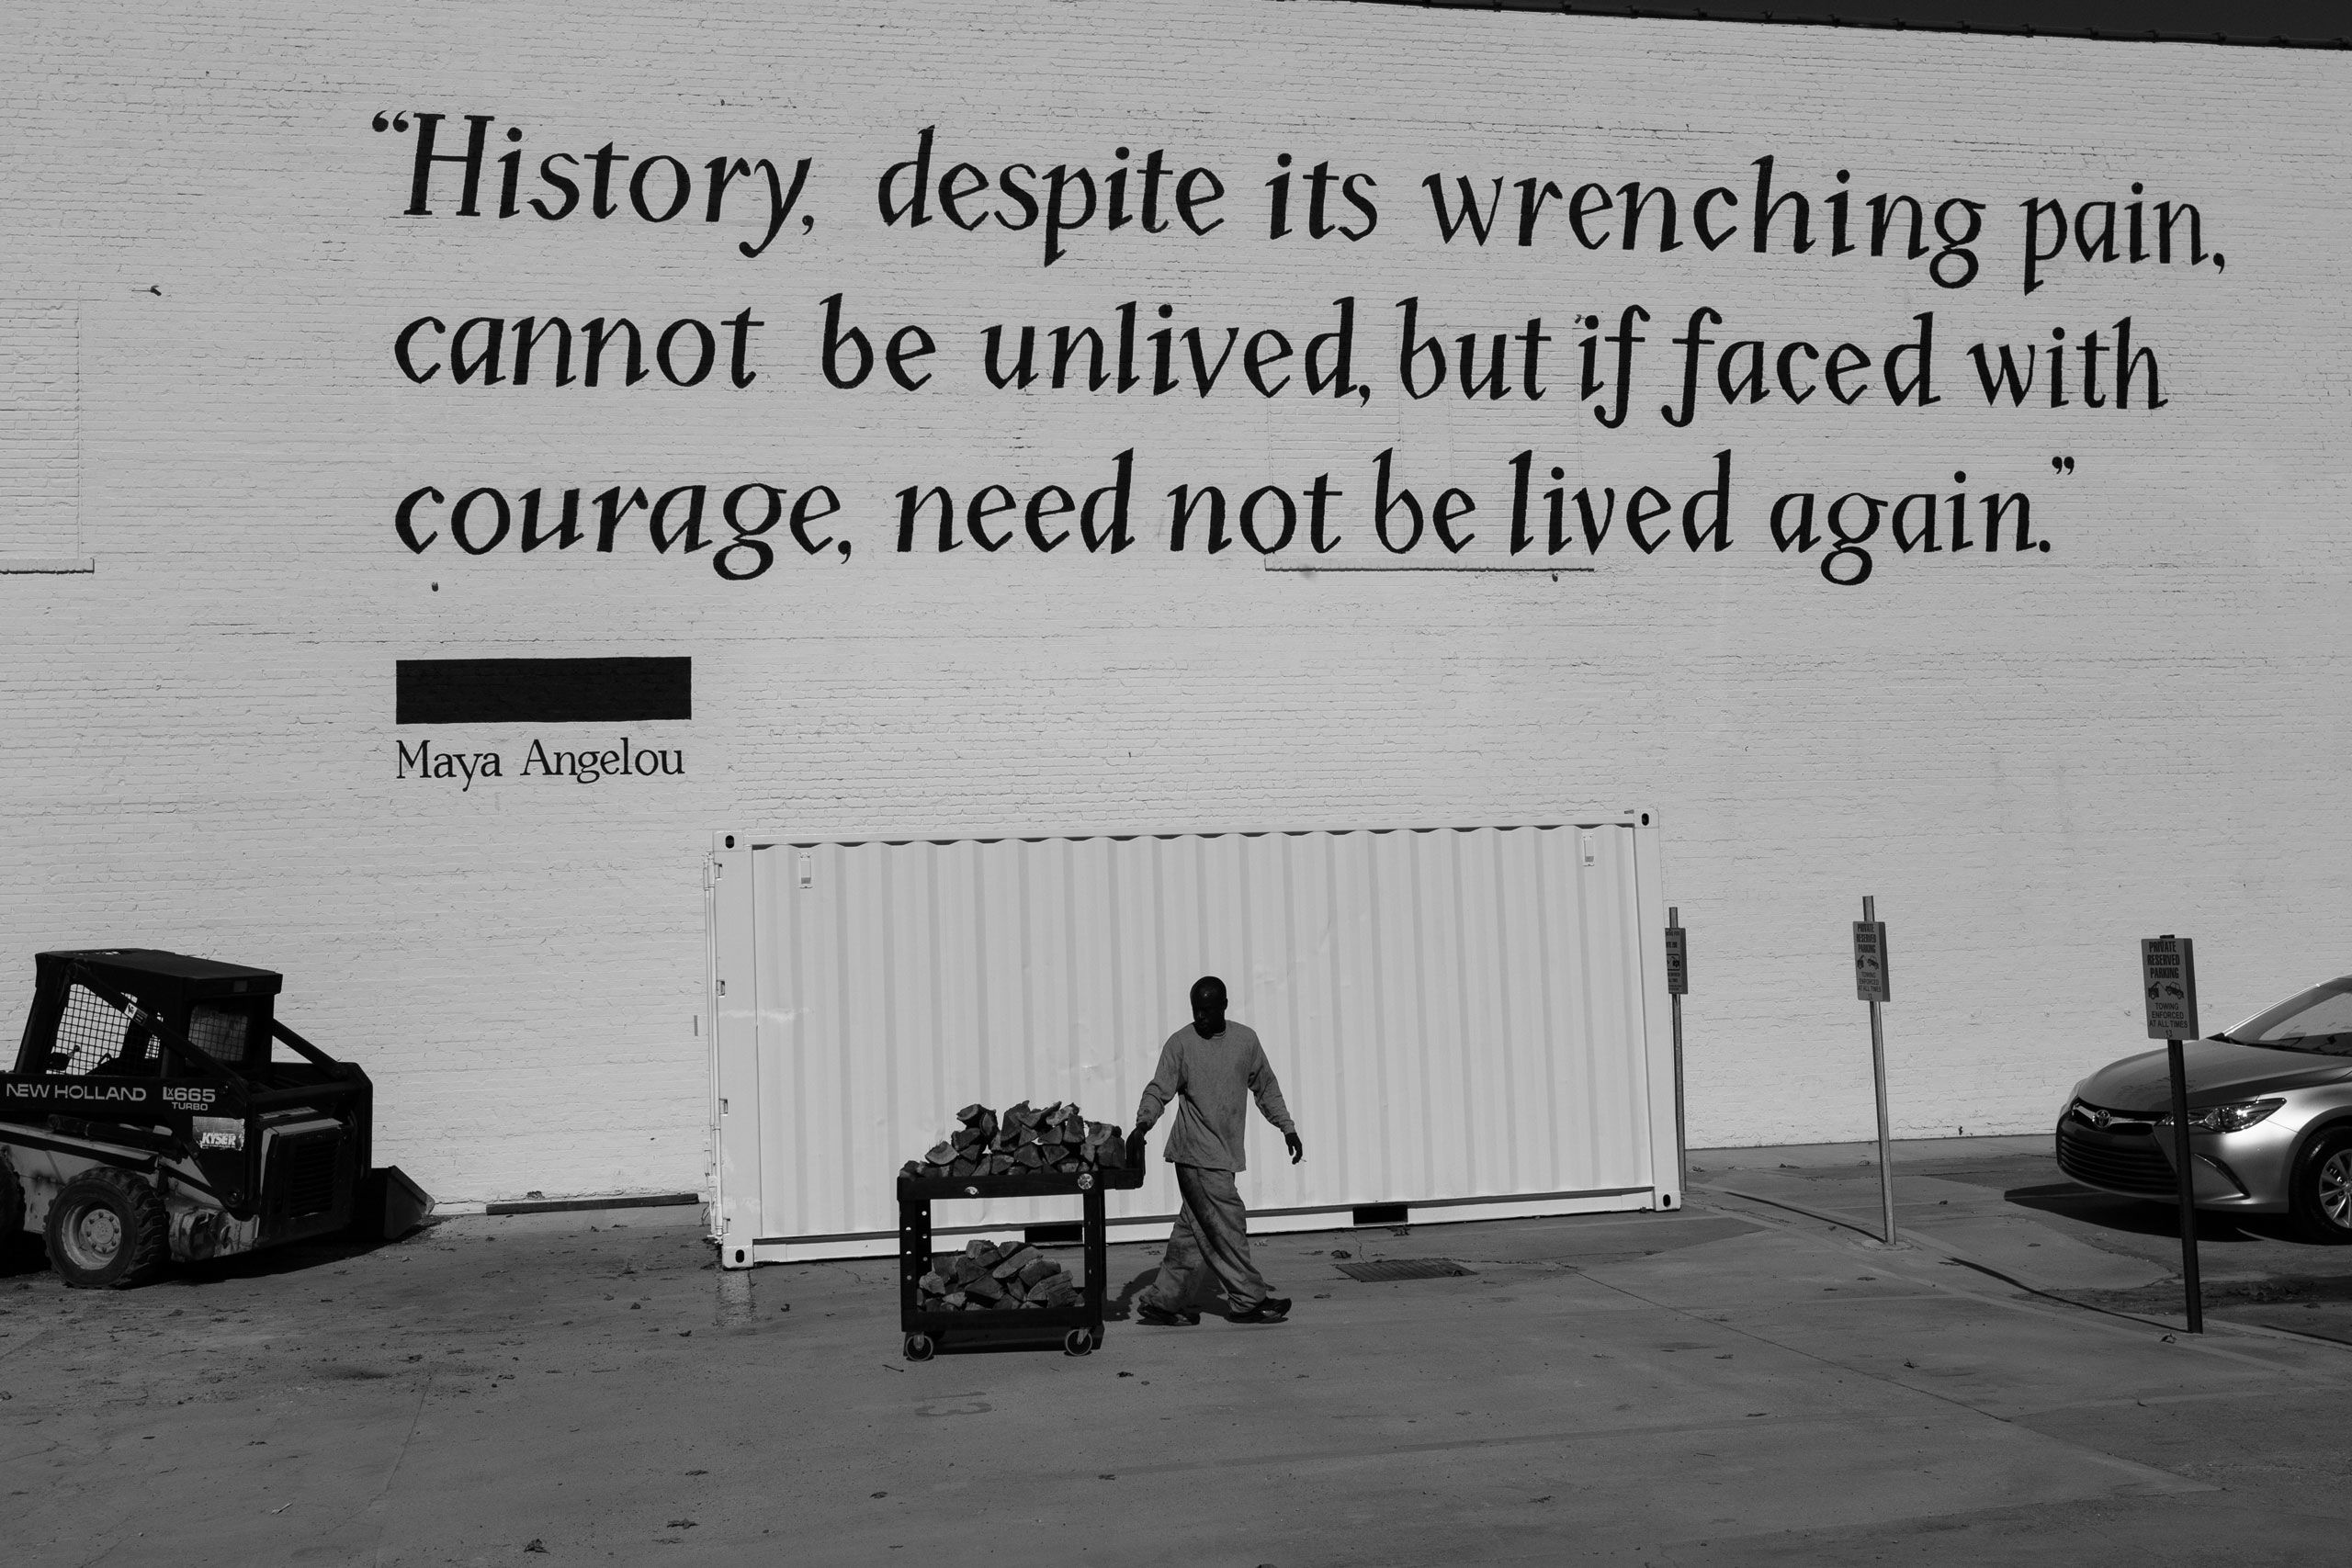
[45,1168,170,1289]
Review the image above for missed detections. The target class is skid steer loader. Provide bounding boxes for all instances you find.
[2,950,429,1287]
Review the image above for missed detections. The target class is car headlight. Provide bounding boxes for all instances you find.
[2159,1098,2284,1134]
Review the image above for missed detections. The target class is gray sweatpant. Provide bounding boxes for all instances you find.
[1143,1163,1270,1314]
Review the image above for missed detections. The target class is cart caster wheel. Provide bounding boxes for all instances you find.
[1063,1329,1092,1357]
[903,1334,935,1362]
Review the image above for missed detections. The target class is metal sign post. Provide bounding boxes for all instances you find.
[1665,908,1688,1193]
[2142,934,2203,1334]
[1852,898,1896,1247]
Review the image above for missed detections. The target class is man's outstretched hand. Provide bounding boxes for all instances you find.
[1285,1129,1305,1165]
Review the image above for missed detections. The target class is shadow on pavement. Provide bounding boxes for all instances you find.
[1103,1263,1162,1321]
[2073,1267,2352,1331]
[2002,1183,2181,1234]
[177,1229,420,1283]
[6,1218,438,1287]
[1104,1261,1253,1322]
[2002,1182,2302,1246]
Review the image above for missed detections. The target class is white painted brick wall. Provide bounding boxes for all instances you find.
[3,2,2346,1204]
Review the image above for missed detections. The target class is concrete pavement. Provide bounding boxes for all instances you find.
[6,1136,2352,1565]
[1697,1134,2352,1338]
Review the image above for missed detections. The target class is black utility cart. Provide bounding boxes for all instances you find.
[898,1132,1148,1359]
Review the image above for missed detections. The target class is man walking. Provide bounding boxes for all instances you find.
[1132,975,1301,1325]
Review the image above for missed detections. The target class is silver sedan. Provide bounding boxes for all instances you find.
[2057,976,2352,1241]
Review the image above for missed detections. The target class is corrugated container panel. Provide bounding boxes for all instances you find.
[714,823,1669,1259]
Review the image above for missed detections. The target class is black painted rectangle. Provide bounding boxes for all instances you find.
[397,658,690,725]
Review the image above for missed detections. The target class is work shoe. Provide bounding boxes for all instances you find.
[1228,1297,1291,1324]
[1135,1302,1200,1326]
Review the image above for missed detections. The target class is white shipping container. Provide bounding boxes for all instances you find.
[706,819,1677,1265]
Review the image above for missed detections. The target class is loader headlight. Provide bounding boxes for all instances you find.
[2159,1099,2284,1134]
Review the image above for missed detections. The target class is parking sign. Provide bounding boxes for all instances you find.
[1664,923,1687,996]
[2142,935,2199,1041]
[1852,921,1890,1003]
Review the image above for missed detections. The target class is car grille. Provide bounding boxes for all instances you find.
[275,1134,342,1217]
[2056,1106,2175,1195]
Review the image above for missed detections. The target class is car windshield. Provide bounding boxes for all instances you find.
[2221,980,2352,1055]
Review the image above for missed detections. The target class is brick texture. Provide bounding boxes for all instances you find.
[2,3,2346,1204]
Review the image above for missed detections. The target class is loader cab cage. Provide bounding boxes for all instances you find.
[16,950,294,1082]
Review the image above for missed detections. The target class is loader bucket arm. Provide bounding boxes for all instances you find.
[268,1019,350,1069]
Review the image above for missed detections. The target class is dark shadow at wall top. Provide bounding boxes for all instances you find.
[396,657,691,725]
[1324,0,2348,48]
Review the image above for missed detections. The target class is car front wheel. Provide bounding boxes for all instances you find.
[2290,1129,2352,1245]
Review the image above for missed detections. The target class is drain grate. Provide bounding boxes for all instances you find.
[1335,1258,1473,1283]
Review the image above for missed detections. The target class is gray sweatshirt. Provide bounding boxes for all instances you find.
[1134,1021,1295,1173]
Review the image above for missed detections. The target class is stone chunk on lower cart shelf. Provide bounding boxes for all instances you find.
[917,1237,1080,1311]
